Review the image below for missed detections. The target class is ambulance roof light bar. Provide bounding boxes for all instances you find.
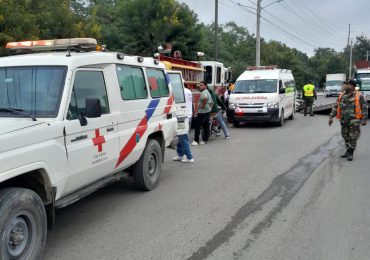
[246,65,278,70]
[6,38,98,53]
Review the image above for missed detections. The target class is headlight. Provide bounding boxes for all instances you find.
[267,102,279,109]
[229,102,237,109]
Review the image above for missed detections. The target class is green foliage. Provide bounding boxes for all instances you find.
[94,0,202,58]
[0,0,368,91]
[0,0,101,55]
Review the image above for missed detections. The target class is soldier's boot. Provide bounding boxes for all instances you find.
[341,150,349,158]
[347,149,354,161]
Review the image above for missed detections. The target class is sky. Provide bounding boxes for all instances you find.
[178,0,370,57]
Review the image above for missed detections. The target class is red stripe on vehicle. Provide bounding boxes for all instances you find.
[115,117,148,168]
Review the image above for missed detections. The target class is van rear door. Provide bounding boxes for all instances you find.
[167,71,189,135]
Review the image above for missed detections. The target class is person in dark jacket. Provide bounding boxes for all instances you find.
[208,87,230,139]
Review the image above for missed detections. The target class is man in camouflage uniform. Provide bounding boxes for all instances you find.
[328,79,368,161]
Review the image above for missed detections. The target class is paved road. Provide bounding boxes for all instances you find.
[44,114,370,260]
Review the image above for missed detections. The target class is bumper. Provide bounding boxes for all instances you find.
[231,108,279,123]
[325,91,340,97]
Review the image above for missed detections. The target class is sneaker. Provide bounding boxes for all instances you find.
[181,158,195,163]
[172,155,183,161]
[225,136,230,139]
[216,130,222,136]
[191,141,199,146]
[200,141,207,145]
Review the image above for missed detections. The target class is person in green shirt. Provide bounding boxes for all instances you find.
[192,81,213,145]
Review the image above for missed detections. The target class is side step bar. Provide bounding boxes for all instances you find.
[55,173,126,209]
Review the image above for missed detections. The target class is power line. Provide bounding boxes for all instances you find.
[281,0,342,42]
[295,0,344,35]
[218,0,343,54]
[262,8,340,48]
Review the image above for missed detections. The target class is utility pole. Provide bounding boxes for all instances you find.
[347,24,351,46]
[349,41,353,78]
[256,0,262,66]
[214,0,219,61]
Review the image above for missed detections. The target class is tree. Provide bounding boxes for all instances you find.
[0,0,101,55]
[94,0,202,58]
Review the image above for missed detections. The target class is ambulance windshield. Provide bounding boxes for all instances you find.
[233,79,277,93]
[0,66,67,118]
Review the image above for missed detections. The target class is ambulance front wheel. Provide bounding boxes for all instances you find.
[132,139,162,191]
[0,188,47,260]
[277,109,284,126]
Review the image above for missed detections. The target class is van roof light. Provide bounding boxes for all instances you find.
[246,65,278,70]
[137,56,144,62]
[6,38,97,53]
[117,53,124,60]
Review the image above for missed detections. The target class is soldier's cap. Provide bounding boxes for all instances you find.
[346,79,356,87]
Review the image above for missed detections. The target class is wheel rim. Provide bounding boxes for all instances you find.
[148,153,157,176]
[5,212,36,258]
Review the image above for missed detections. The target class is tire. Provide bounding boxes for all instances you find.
[132,139,162,191]
[233,121,240,128]
[0,188,47,260]
[277,109,284,126]
[288,107,294,120]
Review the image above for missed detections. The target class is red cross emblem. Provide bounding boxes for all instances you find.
[93,129,105,152]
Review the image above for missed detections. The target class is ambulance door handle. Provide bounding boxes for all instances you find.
[106,127,114,132]
[71,135,88,142]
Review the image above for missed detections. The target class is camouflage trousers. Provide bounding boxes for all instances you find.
[341,122,361,150]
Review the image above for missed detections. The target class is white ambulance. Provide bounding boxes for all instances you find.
[228,65,296,127]
[0,38,177,259]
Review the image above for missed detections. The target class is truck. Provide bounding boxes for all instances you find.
[354,61,370,102]
[0,38,177,259]
[200,61,231,95]
[157,53,203,117]
[325,73,346,97]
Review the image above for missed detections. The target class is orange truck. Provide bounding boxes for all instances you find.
[158,53,204,115]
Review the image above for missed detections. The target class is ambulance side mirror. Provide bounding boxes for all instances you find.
[86,98,101,118]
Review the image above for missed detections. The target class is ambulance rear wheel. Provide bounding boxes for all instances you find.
[288,108,294,120]
[132,139,162,191]
[0,188,47,260]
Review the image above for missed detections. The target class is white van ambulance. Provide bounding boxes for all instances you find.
[0,38,177,259]
[228,65,296,127]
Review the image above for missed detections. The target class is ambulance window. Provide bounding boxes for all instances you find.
[0,66,66,118]
[146,68,169,98]
[116,65,147,100]
[168,73,185,103]
[67,70,109,120]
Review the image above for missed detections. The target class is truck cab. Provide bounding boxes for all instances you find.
[325,73,346,97]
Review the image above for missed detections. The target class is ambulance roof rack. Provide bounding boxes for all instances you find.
[6,38,98,54]
[246,65,278,70]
